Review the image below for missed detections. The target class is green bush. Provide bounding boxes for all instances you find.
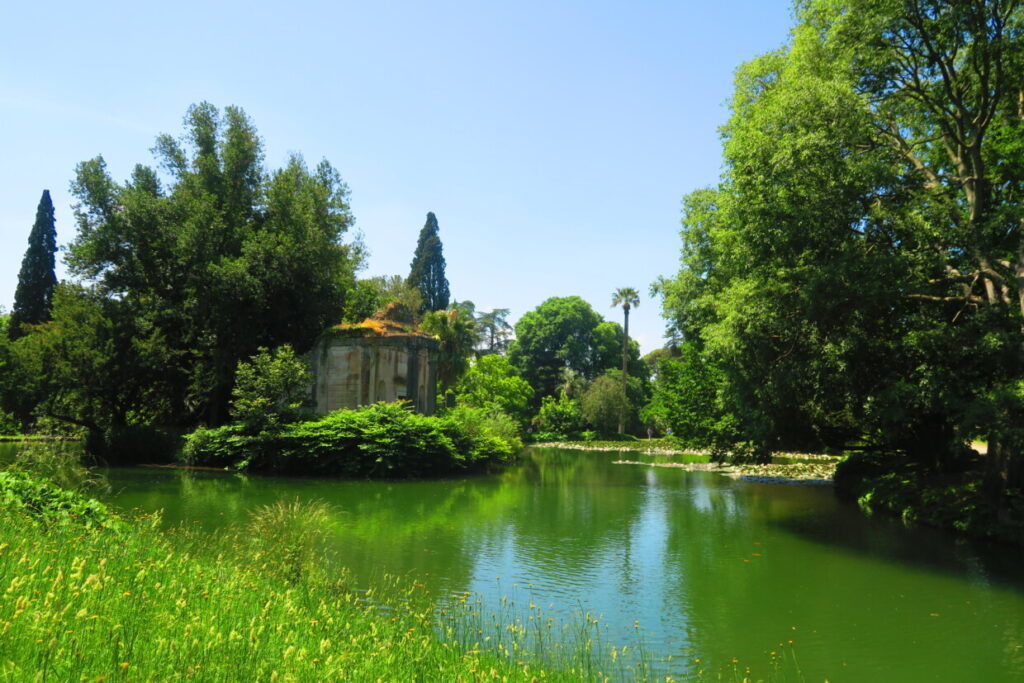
[231,345,313,434]
[180,424,256,468]
[534,393,583,440]
[6,441,104,493]
[0,470,125,531]
[452,355,534,427]
[182,402,519,478]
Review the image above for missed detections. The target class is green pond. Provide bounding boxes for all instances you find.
[6,443,1024,680]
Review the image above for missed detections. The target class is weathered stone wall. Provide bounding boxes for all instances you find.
[309,334,438,415]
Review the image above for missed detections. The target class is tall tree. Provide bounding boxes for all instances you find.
[509,296,622,403]
[407,212,450,313]
[66,102,359,429]
[611,287,640,433]
[475,308,514,356]
[655,0,1024,486]
[9,190,58,340]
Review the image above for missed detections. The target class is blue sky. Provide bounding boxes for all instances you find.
[0,1,793,353]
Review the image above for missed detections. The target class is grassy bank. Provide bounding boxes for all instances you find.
[0,442,813,680]
[0,498,616,681]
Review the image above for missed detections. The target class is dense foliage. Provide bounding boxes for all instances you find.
[0,470,124,531]
[9,190,57,341]
[407,212,450,313]
[509,296,644,406]
[230,345,312,434]
[641,345,724,449]
[452,355,534,426]
[3,104,361,453]
[533,393,584,441]
[420,306,477,393]
[580,370,647,436]
[182,402,520,478]
[653,0,1024,526]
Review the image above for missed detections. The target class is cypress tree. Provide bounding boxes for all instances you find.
[407,211,450,313]
[9,190,58,340]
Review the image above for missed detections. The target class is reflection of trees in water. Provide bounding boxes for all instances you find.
[493,448,649,574]
[657,480,1024,681]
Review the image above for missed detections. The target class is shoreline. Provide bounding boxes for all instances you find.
[532,441,840,485]
[611,459,835,485]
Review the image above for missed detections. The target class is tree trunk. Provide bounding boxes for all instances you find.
[619,307,629,434]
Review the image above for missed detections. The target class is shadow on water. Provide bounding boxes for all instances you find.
[732,477,1024,591]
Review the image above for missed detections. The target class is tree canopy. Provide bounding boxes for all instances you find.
[28,102,360,436]
[509,296,644,404]
[654,0,1024,485]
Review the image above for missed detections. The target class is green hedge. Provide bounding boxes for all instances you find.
[181,402,521,478]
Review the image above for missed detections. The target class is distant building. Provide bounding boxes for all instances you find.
[309,311,439,415]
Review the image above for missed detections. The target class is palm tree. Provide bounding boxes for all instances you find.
[420,306,477,393]
[611,287,640,433]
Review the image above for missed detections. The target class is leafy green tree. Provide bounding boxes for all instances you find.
[591,321,646,382]
[475,308,514,356]
[580,374,629,435]
[66,103,359,429]
[655,0,1024,485]
[9,190,57,340]
[342,275,423,323]
[610,288,640,433]
[0,314,19,433]
[452,355,534,426]
[6,284,173,450]
[509,296,605,402]
[407,212,450,313]
[231,345,312,434]
[420,306,477,393]
[641,345,722,448]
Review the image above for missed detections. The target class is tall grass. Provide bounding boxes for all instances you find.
[0,464,807,681]
[5,440,106,493]
[0,496,653,681]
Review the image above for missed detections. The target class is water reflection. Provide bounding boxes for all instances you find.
[95,447,1024,681]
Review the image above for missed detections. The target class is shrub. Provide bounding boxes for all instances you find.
[7,441,104,493]
[452,356,534,427]
[180,424,255,468]
[0,409,18,436]
[183,402,518,478]
[0,470,125,531]
[534,393,582,440]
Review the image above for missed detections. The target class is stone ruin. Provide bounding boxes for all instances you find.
[308,303,440,415]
